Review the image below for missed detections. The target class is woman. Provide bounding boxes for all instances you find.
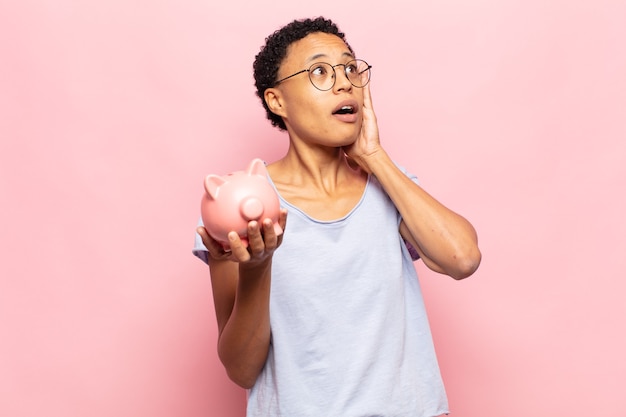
[194,17,481,417]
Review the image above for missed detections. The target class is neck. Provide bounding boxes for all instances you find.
[268,143,361,192]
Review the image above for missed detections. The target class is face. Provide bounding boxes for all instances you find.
[265,32,365,147]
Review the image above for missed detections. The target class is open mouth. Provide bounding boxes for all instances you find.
[333,105,355,115]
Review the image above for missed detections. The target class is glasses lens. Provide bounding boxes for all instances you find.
[346,59,371,88]
[307,60,372,90]
[308,63,334,91]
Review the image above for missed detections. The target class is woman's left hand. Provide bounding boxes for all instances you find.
[343,83,383,173]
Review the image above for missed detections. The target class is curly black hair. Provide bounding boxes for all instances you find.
[253,17,353,131]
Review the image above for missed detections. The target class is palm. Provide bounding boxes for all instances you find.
[343,83,381,169]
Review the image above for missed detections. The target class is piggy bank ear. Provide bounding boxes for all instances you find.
[247,158,267,177]
[204,175,226,199]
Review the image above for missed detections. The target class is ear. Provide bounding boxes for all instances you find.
[264,88,287,118]
[204,175,226,199]
[247,158,268,177]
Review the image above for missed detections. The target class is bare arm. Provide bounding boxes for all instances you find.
[198,209,287,388]
[344,84,481,279]
[368,152,480,279]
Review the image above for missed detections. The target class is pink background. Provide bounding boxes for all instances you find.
[1,1,625,416]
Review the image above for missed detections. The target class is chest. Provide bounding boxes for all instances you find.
[275,180,367,221]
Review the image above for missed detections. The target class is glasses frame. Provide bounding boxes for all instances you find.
[273,59,372,91]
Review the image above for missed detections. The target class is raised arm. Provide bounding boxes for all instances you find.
[344,84,481,279]
[366,152,480,279]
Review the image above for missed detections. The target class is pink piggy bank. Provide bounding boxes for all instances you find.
[200,158,283,250]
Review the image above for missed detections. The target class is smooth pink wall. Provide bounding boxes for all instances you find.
[1,1,625,416]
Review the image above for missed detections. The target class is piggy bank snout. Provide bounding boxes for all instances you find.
[240,196,264,221]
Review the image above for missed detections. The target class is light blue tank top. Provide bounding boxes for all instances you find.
[194,168,448,417]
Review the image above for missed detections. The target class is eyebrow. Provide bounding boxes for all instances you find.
[306,51,355,64]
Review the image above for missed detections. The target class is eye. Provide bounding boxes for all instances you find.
[310,63,330,77]
[345,62,358,74]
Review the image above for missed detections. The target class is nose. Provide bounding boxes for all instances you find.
[240,197,264,221]
[332,64,353,92]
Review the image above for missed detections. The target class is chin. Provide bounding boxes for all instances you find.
[342,131,360,146]
[335,125,360,146]
[340,137,357,147]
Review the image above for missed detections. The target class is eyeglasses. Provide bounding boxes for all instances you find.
[273,59,372,91]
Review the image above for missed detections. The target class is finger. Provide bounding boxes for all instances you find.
[278,208,288,231]
[276,209,288,245]
[198,227,226,257]
[196,226,210,244]
[246,221,265,255]
[262,218,277,249]
[362,82,374,112]
[228,231,251,262]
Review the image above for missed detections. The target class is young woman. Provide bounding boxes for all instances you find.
[194,17,481,417]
